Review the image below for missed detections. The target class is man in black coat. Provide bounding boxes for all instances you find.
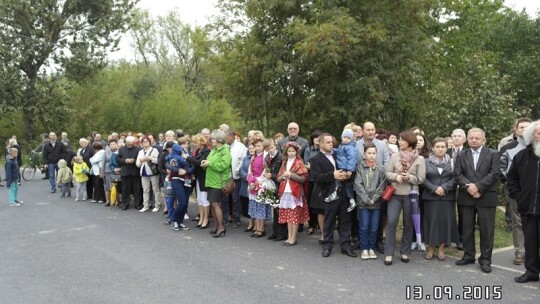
[507,120,540,283]
[42,132,67,193]
[310,133,356,258]
[116,136,142,210]
[453,128,499,273]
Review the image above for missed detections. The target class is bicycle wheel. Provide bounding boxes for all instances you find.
[22,166,36,181]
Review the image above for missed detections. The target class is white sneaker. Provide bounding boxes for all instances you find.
[178,223,189,231]
[361,250,370,260]
[419,243,426,252]
[184,214,190,220]
[369,249,377,259]
[139,207,149,213]
[16,200,23,205]
[411,243,418,250]
[171,222,180,231]
[9,202,21,207]
[152,206,160,213]
[75,198,80,202]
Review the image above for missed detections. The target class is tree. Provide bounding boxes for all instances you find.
[212,0,439,136]
[0,0,136,142]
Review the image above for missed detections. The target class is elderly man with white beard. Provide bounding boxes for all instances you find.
[507,120,540,283]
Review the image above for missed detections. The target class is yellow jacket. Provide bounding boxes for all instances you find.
[73,162,90,183]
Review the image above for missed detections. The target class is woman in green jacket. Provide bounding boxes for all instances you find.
[201,129,232,238]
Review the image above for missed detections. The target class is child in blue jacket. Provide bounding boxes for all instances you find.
[5,148,22,206]
[326,129,358,212]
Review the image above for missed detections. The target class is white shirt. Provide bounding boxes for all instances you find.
[230,141,247,180]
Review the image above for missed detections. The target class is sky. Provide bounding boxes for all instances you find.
[109,0,540,61]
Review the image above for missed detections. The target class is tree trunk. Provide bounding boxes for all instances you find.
[22,75,37,144]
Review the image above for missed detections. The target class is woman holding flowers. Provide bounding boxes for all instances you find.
[276,142,310,246]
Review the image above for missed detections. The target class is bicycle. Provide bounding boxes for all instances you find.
[22,151,47,181]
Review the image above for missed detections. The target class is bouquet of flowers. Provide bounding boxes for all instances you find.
[255,176,279,207]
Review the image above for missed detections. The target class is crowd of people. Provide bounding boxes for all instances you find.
[3,119,540,284]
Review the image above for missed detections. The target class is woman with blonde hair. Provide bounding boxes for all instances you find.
[184,134,211,228]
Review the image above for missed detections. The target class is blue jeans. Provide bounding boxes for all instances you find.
[48,163,59,192]
[172,179,192,223]
[359,208,380,250]
[9,183,19,204]
[165,196,175,222]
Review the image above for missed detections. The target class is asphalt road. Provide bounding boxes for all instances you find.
[0,172,539,304]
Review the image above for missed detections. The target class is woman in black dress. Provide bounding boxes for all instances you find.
[422,137,457,261]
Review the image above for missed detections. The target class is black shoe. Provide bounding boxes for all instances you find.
[400,256,410,263]
[212,229,226,238]
[341,249,357,258]
[120,204,129,210]
[164,220,172,225]
[244,226,254,232]
[191,217,200,222]
[480,264,492,273]
[319,240,324,245]
[456,243,463,250]
[322,249,332,257]
[515,274,540,283]
[384,258,393,266]
[455,258,475,266]
[199,224,209,229]
[267,234,277,240]
[105,202,110,207]
[210,229,218,235]
[274,236,287,241]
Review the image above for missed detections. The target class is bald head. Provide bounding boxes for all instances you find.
[287,122,300,138]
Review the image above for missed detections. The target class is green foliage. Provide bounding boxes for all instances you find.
[211,0,539,144]
[66,63,242,138]
[0,0,136,143]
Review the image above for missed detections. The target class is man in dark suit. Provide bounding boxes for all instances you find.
[310,133,356,258]
[453,128,500,273]
[117,136,142,210]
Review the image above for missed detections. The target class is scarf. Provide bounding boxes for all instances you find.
[428,153,450,167]
[398,149,419,173]
[277,156,308,198]
[364,160,377,168]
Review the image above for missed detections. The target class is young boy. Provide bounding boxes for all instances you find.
[329,129,358,212]
[263,139,286,241]
[56,159,73,198]
[5,147,22,206]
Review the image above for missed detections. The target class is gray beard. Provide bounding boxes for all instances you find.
[534,142,540,157]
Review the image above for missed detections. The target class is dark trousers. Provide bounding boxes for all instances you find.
[322,191,352,251]
[350,205,359,238]
[240,196,250,218]
[93,176,106,202]
[272,207,288,238]
[87,174,95,200]
[307,181,318,229]
[121,175,142,209]
[522,214,540,277]
[459,205,496,265]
